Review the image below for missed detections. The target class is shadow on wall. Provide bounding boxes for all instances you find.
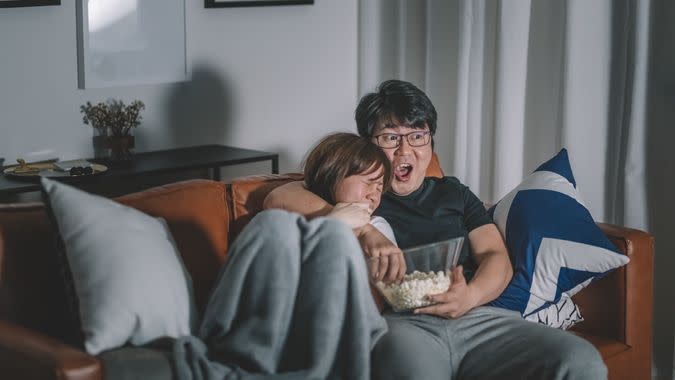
[164,64,237,148]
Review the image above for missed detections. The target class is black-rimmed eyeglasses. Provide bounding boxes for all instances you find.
[372,131,431,149]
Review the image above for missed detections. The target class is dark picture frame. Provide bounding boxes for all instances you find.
[205,0,313,7]
[0,0,60,7]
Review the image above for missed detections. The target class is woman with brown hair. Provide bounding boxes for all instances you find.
[303,132,396,245]
[173,133,394,380]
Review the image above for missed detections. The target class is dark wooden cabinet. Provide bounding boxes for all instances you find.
[0,145,279,197]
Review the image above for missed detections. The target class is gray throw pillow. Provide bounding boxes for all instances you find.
[41,178,193,355]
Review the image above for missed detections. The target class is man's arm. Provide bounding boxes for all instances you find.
[464,223,512,304]
[264,181,372,228]
[415,223,512,318]
[263,181,333,218]
[265,181,405,282]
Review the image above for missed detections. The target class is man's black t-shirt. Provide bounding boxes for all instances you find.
[374,176,493,281]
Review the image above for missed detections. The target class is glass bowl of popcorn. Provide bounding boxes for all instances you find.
[372,237,464,312]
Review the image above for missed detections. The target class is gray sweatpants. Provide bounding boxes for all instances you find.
[173,210,387,380]
[372,306,607,380]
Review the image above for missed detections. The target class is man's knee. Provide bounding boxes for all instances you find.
[371,319,450,380]
[557,337,607,379]
[537,333,607,380]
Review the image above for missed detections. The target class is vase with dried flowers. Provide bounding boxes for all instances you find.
[80,99,145,163]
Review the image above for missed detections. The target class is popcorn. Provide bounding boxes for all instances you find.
[376,270,452,311]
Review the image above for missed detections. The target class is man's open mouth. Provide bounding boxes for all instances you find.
[394,163,413,182]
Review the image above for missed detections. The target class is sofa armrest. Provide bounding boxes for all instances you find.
[571,223,653,365]
[0,320,102,380]
[598,223,654,351]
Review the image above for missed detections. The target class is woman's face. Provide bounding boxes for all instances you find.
[334,165,385,212]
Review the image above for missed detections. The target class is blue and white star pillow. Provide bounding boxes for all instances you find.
[488,149,629,317]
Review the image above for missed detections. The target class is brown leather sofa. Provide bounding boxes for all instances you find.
[0,157,654,380]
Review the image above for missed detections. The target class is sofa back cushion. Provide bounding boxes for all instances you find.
[426,153,444,178]
[229,174,304,239]
[0,203,72,342]
[116,180,230,315]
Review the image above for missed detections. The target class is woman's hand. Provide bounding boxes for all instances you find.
[356,224,406,283]
[328,202,372,229]
[414,266,479,319]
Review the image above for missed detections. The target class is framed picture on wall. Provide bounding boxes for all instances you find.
[205,0,313,7]
[76,0,187,88]
[0,0,60,7]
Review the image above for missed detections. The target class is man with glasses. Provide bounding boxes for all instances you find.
[264,79,606,380]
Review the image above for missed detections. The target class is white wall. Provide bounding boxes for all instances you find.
[0,0,358,176]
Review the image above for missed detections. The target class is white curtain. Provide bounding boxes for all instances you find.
[359,0,648,218]
[359,0,667,377]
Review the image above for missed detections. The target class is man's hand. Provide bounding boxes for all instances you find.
[356,224,405,283]
[415,224,512,319]
[328,202,372,229]
[413,266,479,319]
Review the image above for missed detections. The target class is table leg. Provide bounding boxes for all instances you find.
[272,157,279,174]
[212,166,221,181]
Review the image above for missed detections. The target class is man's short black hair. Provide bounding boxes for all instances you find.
[355,80,438,140]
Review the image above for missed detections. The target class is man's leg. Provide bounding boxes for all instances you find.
[454,306,607,380]
[371,313,452,380]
